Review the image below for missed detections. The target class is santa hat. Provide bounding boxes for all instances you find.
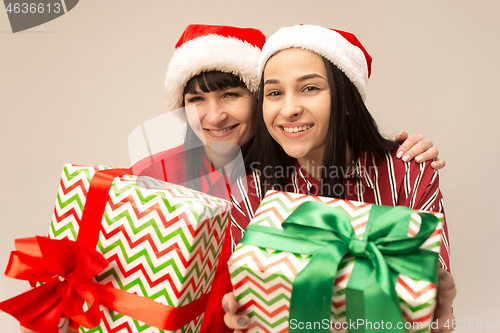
[258,24,372,101]
[165,24,266,112]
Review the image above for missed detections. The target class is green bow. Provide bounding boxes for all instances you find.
[240,201,440,332]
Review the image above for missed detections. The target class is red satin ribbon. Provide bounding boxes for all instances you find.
[0,168,210,332]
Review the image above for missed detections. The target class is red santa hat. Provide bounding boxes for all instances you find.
[258,24,372,101]
[165,24,266,112]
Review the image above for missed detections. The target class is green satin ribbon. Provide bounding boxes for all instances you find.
[240,202,440,332]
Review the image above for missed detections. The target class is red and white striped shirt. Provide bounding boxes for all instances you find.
[229,148,451,271]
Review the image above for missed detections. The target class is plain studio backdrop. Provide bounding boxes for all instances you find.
[1,1,499,332]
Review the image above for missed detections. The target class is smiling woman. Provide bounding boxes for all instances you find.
[249,23,448,238]
[224,24,455,333]
[183,71,255,169]
[262,48,334,176]
[258,45,400,196]
[131,24,267,333]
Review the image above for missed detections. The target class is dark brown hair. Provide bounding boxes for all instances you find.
[183,71,247,96]
[246,57,398,198]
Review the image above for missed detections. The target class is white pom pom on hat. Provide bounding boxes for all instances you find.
[164,24,266,112]
[258,24,372,101]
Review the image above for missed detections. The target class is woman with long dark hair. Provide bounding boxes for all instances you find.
[224,24,456,333]
[247,24,450,267]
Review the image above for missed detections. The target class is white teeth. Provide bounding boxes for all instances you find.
[208,125,236,133]
[283,125,312,133]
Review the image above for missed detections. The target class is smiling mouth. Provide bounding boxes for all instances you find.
[281,125,313,133]
[205,124,238,133]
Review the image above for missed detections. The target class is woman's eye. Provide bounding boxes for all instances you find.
[223,92,239,98]
[304,86,319,92]
[266,91,281,97]
[186,96,203,103]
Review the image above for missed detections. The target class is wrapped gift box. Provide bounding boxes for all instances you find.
[228,190,443,333]
[49,164,232,333]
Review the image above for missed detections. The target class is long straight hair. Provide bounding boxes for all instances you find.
[246,56,398,198]
[182,71,252,191]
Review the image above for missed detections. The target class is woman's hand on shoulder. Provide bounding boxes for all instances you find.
[222,292,249,333]
[395,131,446,169]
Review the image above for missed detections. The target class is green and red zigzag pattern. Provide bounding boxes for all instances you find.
[228,190,443,333]
[49,164,232,333]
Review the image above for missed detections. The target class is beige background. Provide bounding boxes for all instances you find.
[1,0,499,331]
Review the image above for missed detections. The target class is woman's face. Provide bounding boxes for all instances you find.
[262,48,331,165]
[184,84,255,154]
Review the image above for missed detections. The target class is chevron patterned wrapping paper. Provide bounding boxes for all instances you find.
[48,164,232,333]
[228,190,443,333]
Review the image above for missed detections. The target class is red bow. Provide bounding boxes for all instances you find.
[0,168,211,333]
[0,236,108,333]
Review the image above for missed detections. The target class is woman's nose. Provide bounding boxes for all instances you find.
[280,95,304,119]
[205,100,228,124]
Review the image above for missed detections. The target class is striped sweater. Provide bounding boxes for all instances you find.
[229,148,450,271]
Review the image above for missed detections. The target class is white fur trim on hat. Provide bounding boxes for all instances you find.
[165,34,261,112]
[258,25,369,101]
